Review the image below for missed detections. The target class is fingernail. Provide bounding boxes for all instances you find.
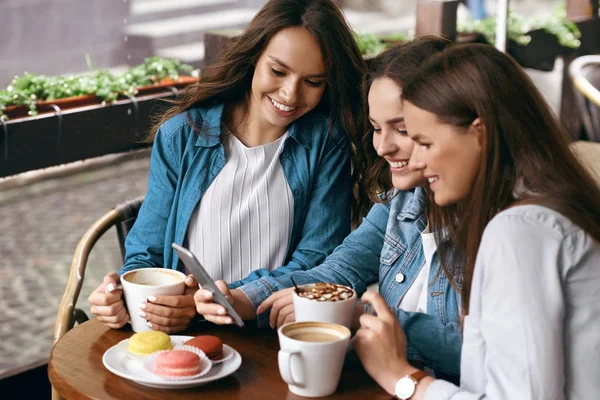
[185,277,193,283]
[218,309,226,315]
[139,311,146,318]
[146,321,152,328]
[204,292,212,299]
[147,296,156,302]
[106,283,115,293]
[139,303,146,310]
[226,318,232,324]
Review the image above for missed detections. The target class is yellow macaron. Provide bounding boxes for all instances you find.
[128,331,172,355]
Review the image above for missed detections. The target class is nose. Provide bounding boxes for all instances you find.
[408,145,426,171]
[280,77,300,104]
[374,130,398,157]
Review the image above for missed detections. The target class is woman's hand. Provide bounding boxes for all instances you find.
[88,272,129,329]
[353,291,415,395]
[257,288,296,329]
[193,280,256,324]
[139,274,199,334]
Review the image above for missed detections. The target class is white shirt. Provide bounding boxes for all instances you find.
[399,226,437,313]
[425,205,600,400]
[186,132,293,283]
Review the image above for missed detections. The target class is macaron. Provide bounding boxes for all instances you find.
[154,350,201,377]
[128,331,172,355]
[184,335,223,360]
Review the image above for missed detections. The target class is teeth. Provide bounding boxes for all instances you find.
[428,177,439,183]
[270,97,296,112]
[389,160,408,168]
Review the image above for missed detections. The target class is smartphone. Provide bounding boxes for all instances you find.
[171,243,245,327]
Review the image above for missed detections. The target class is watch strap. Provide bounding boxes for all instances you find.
[409,369,429,385]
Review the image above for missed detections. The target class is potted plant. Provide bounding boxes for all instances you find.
[457,5,581,71]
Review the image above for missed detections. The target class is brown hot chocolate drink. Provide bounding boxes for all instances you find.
[296,283,354,302]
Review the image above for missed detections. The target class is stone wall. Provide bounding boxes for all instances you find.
[0,0,130,87]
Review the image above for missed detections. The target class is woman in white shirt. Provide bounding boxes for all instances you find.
[353,43,600,400]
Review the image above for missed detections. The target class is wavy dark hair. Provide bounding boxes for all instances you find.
[360,36,453,203]
[402,43,600,315]
[147,0,368,221]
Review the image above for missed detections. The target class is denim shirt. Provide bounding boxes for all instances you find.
[120,104,352,287]
[239,187,463,378]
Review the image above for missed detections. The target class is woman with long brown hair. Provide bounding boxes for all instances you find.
[88,0,367,334]
[353,43,600,399]
[194,36,466,382]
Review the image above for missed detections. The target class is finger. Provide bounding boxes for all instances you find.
[103,272,121,293]
[358,313,385,331]
[96,306,129,324]
[142,302,197,320]
[90,301,125,317]
[146,293,195,308]
[276,304,295,328]
[360,291,394,320]
[146,321,188,334]
[203,314,234,325]
[271,295,293,328]
[194,289,214,303]
[144,312,192,329]
[88,290,122,307]
[215,280,232,298]
[258,288,294,314]
[195,301,228,317]
[184,275,197,288]
[282,312,295,326]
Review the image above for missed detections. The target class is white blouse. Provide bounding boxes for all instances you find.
[425,205,600,400]
[186,132,293,283]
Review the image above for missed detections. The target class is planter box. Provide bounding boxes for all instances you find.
[2,76,197,121]
[0,88,191,178]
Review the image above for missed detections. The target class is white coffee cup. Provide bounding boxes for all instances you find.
[293,283,357,328]
[120,268,186,332]
[278,321,351,397]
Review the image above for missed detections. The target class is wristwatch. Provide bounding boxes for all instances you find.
[394,370,429,399]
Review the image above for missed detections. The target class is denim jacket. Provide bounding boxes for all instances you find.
[120,104,352,288]
[239,187,463,378]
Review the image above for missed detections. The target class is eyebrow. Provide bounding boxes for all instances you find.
[368,116,405,124]
[268,56,326,78]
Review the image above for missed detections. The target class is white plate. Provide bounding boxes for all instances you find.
[102,335,242,389]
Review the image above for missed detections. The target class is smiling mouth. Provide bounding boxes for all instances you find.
[428,176,439,183]
[268,96,297,112]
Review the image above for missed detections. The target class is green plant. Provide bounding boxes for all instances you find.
[0,56,194,121]
[353,32,387,56]
[458,6,581,49]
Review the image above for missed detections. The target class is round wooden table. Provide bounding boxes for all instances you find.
[49,318,390,399]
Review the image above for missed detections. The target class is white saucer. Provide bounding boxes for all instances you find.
[102,335,242,389]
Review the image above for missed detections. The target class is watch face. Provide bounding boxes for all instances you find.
[395,376,416,399]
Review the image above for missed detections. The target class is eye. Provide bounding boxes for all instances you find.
[371,126,381,133]
[270,67,285,77]
[305,79,324,88]
[419,143,431,149]
[395,128,408,136]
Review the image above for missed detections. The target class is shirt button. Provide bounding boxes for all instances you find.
[395,273,405,283]
[294,189,302,197]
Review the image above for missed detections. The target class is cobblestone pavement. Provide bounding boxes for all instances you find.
[0,152,150,378]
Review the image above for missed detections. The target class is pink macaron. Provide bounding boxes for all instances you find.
[154,350,201,377]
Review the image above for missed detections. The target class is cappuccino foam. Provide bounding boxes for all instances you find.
[297,283,354,302]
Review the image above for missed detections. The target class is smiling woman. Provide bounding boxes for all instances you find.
[87,0,368,335]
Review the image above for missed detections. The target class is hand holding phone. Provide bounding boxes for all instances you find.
[172,243,245,327]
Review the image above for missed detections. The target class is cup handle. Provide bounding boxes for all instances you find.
[278,350,303,387]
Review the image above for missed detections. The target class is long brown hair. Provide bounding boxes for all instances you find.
[147,0,368,220]
[402,43,600,315]
[360,36,453,203]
